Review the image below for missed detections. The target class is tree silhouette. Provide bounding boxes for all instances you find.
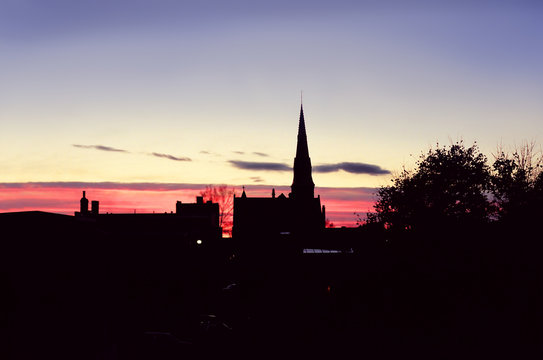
[492,142,543,222]
[200,185,236,236]
[370,142,494,231]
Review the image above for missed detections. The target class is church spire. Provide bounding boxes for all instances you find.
[291,103,315,200]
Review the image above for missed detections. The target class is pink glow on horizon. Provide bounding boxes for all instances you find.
[0,184,376,227]
[0,187,203,215]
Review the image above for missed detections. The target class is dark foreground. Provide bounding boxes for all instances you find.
[1,214,541,359]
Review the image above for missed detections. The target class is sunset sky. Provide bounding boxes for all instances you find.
[1,1,542,225]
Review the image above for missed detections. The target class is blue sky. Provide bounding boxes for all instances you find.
[1,0,542,190]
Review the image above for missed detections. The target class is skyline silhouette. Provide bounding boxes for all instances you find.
[2,2,543,358]
[3,105,542,359]
[0,104,375,230]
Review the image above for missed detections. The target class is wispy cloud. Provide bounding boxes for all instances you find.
[229,160,291,171]
[250,176,264,183]
[314,162,390,175]
[150,153,191,161]
[0,182,206,191]
[229,160,389,174]
[73,144,128,152]
[200,150,221,157]
[231,151,268,157]
[73,144,191,162]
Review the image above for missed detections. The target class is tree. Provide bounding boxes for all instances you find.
[370,142,494,232]
[491,142,543,221]
[200,185,236,236]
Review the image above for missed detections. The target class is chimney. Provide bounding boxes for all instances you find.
[91,201,99,215]
[196,196,204,204]
[176,201,182,214]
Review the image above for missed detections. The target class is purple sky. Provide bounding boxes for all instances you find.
[1,0,542,217]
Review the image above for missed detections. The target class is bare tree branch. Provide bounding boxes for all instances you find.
[199,185,237,237]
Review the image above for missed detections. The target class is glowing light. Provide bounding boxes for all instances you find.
[196,239,202,245]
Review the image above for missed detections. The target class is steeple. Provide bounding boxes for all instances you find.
[291,104,315,200]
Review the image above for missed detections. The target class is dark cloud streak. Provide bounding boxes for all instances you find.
[314,162,390,175]
[229,159,389,175]
[229,160,291,171]
[73,144,128,152]
[150,153,191,161]
[0,182,206,191]
[72,144,191,162]
[250,176,264,183]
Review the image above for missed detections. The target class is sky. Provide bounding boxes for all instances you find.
[1,0,542,226]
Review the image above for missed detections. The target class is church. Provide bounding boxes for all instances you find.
[233,105,326,240]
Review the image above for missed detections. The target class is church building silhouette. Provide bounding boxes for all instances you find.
[233,104,325,240]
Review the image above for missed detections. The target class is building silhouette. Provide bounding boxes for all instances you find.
[233,104,325,240]
[74,193,222,244]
